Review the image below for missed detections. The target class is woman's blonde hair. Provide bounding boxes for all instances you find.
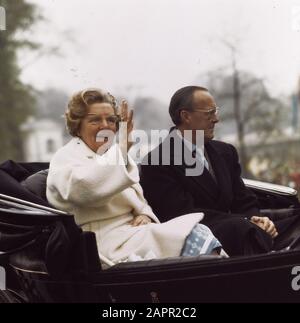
[65,88,118,137]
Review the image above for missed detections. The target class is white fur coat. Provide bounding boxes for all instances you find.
[46,137,203,263]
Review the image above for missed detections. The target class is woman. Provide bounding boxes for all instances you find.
[46,88,224,264]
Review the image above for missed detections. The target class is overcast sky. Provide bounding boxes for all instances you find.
[20,0,300,103]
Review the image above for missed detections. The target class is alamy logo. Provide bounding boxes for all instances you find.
[291,266,300,291]
[94,127,206,176]
[0,6,6,31]
[0,266,6,290]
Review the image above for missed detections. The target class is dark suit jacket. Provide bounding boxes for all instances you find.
[139,129,277,255]
[140,130,260,228]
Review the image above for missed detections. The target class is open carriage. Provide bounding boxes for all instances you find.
[0,160,300,303]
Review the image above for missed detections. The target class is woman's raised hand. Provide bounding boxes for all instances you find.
[119,100,134,152]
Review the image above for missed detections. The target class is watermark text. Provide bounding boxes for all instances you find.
[291,265,300,291]
[95,126,206,176]
[0,266,6,290]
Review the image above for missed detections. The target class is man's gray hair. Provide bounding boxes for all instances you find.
[169,86,209,126]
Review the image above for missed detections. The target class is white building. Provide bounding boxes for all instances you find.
[20,117,64,162]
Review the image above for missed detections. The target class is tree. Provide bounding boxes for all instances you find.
[204,69,286,173]
[35,88,69,122]
[0,0,40,161]
[198,41,286,174]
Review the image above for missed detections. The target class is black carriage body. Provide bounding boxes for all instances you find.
[0,161,300,303]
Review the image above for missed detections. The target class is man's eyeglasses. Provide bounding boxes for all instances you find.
[85,115,120,126]
[191,107,219,120]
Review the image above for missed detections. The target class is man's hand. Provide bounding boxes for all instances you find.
[250,216,278,238]
[130,215,152,227]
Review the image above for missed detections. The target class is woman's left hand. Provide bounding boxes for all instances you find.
[130,215,152,226]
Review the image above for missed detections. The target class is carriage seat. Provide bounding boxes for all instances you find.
[21,166,143,204]
[20,166,300,212]
[21,169,49,202]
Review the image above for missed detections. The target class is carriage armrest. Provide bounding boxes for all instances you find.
[243,178,297,196]
[243,178,299,209]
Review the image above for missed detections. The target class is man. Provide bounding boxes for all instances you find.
[140,86,298,256]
